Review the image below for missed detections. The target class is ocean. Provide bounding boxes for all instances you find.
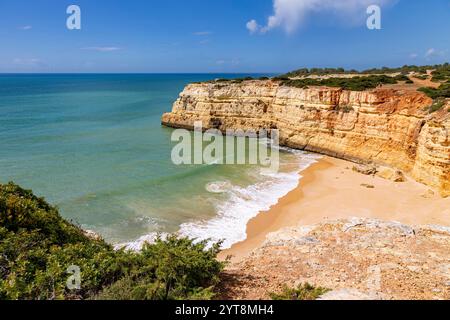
[0,74,319,249]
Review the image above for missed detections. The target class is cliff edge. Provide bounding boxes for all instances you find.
[162,80,450,196]
[220,218,450,300]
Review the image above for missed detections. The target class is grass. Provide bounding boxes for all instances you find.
[270,283,330,300]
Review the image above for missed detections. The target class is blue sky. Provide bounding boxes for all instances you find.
[0,0,449,73]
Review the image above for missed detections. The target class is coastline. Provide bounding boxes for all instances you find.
[219,156,450,262]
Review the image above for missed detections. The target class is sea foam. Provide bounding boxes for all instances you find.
[178,151,320,249]
[118,150,320,251]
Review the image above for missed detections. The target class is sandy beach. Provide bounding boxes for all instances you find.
[220,156,450,262]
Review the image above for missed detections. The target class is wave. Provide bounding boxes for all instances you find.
[205,180,233,193]
[178,150,321,249]
[115,232,169,251]
[118,149,320,251]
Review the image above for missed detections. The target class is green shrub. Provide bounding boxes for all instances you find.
[393,74,410,82]
[277,63,449,79]
[283,67,349,77]
[418,84,450,99]
[0,182,224,300]
[277,75,399,91]
[272,76,290,81]
[431,63,450,82]
[414,75,429,80]
[96,236,222,300]
[426,100,446,113]
[270,283,330,300]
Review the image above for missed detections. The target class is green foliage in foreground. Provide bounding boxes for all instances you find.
[0,182,224,300]
[95,237,223,300]
[270,283,330,300]
[277,75,402,91]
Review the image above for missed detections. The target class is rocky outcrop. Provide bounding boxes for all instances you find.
[220,218,450,300]
[162,80,450,196]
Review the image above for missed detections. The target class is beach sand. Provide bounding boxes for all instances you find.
[219,156,450,262]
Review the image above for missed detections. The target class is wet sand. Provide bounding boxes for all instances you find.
[219,156,450,262]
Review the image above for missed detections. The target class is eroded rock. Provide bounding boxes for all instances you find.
[221,218,450,300]
[162,81,449,196]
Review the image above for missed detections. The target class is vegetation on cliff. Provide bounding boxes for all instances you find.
[419,83,450,100]
[0,182,224,300]
[270,283,330,300]
[282,63,449,78]
[280,63,450,100]
[416,64,450,107]
[276,75,408,91]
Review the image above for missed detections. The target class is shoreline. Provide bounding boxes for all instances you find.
[219,156,450,262]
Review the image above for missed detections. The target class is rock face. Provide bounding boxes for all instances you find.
[220,218,450,300]
[162,81,450,196]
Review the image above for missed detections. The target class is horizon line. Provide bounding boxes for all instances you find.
[0,72,280,75]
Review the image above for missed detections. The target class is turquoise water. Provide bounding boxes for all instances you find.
[0,74,318,248]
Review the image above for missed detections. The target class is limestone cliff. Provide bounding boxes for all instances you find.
[162,80,450,196]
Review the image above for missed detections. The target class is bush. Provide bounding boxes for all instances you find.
[283,67,349,77]
[96,236,222,300]
[425,100,446,113]
[431,63,450,82]
[272,76,290,81]
[277,63,449,79]
[277,75,399,91]
[0,182,224,300]
[418,84,450,99]
[393,74,410,82]
[270,283,330,300]
[414,75,429,80]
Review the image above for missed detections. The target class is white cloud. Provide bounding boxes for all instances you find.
[425,48,446,59]
[425,48,436,57]
[13,58,45,67]
[81,47,121,52]
[247,0,395,34]
[409,53,418,59]
[246,19,260,34]
[18,25,32,30]
[215,59,240,66]
[193,31,213,36]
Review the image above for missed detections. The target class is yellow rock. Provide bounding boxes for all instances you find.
[162,80,450,197]
[377,167,406,182]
